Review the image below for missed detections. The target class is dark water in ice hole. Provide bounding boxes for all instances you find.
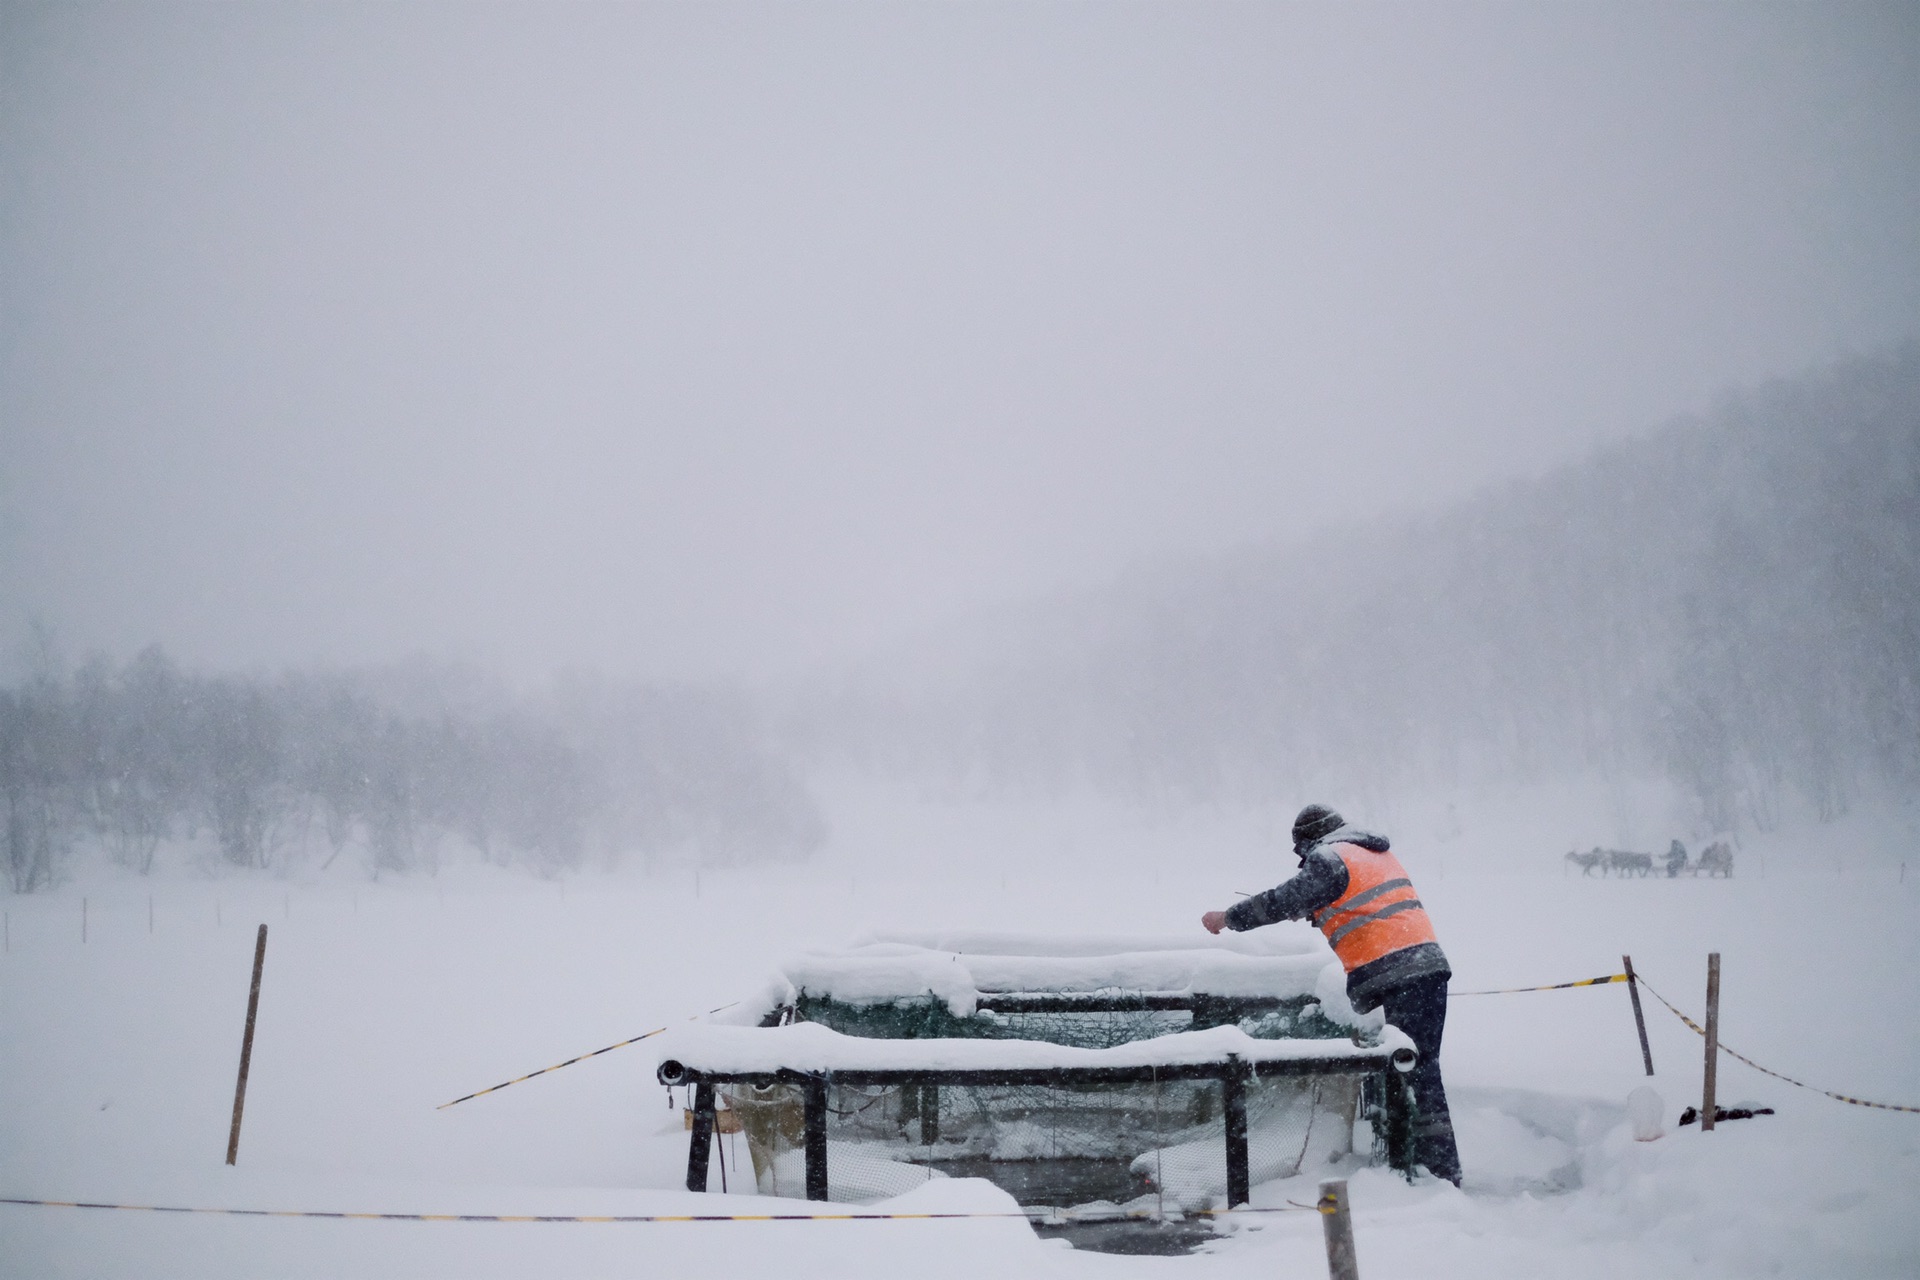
[1030,1217,1225,1256]
[920,1155,1151,1207]
[914,1157,1219,1256]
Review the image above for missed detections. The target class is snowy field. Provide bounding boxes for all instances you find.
[3,790,1918,1278]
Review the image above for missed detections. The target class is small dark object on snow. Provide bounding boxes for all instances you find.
[1678,1104,1774,1125]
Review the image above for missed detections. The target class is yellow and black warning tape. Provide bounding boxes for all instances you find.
[0,1198,1310,1224]
[438,1003,738,1110]
[1450,973,1626,996]
[1634,976,1920,1115]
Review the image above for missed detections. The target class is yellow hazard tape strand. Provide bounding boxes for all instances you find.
[437,1003,739,1110]
[0,1198,1311,1223]
[1634,976,1920,1115]
[1450,973,1626,996]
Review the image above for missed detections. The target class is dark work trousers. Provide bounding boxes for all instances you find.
[1376,972,1462,1185]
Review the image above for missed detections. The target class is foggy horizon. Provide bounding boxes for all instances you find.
[5,2,1916,684]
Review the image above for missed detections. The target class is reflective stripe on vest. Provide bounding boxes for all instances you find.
[1309,844,1438,972]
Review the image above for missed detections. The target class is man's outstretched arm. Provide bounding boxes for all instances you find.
[1202,850,1348,934]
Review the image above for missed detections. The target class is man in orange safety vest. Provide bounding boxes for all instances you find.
[1202,803,1461,1185]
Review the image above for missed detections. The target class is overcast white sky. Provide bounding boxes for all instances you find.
[2,2,1915,682]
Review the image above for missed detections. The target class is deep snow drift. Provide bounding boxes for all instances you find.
[2,788,1918,1277]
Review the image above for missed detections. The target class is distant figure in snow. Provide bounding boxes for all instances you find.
[1201,804,1462,1186]
[1697,841,1734,878]
[1666,840,1688,878]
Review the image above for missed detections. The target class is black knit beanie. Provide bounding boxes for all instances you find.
[1292,804,1344,851]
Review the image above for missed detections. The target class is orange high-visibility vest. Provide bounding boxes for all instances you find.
[1310,843,1439,972]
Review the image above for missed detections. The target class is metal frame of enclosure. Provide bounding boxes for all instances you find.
[658,989,1418,1208]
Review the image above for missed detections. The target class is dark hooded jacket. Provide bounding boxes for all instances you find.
[1223,825,1450,1012]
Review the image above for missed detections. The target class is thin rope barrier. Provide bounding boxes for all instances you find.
[1634,975,1920,1115]
[437,1004,737,1109]
[1449,973,1626,996]
[0,1197,1316,1224]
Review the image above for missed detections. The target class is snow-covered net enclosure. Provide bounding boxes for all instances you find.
[656,933,1419,1211]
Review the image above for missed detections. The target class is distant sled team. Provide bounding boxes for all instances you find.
[1562,848,1651,877]
[1564,840,1733,878]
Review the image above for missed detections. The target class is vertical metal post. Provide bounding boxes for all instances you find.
[1381,1067,1415,1174]
[1318,1178,1360,1280]
[685,1082,716,1191]
[1222,1057,1250,1208]
[804,1074,830,1201]
[919,1083,939,1146]
[226,924,269,1165]
[1622,955,1655,1076]
[1701,952,1721,1131]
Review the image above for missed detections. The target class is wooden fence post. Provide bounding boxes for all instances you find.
[1622,955,1655,1076]
[1701,952,1720,1131]
[1319,1178,1360,1280]
[226,924,269,1165]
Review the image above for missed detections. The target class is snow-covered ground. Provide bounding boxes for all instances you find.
[3,788,1918,1277]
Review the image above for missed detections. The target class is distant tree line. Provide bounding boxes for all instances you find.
[0,651,825,892]
[10,353,1911,891]
[790,349,1920,835]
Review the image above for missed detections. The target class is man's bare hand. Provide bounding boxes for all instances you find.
[1201,910,1228,935]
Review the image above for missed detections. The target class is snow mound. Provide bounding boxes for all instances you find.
[769,929,1344,1019]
